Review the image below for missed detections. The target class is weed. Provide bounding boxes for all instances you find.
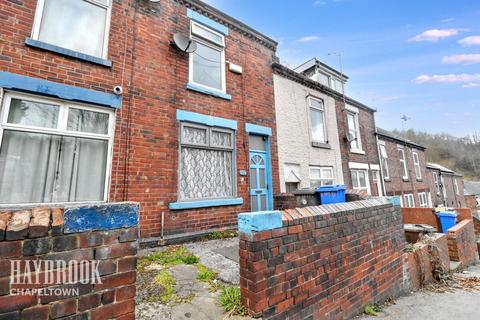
[219,286,247,316]
[364,304,382,316]
[154,270,177,304]
[196,264,218,282]
[146,246,199,266]
[405,243,415,253]
[201,230,238,241]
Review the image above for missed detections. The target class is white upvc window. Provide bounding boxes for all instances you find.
[309,166,334,188]
[427,191,433,207]
[178,122,235,201]
[418,192,428,208]
[433,172,440,194]
[314,71,330,87]
[346,106,362,153]
[0,92,115,205]
[32,0,112,58]
[351,169,368,192]
[189,21,226,93]
[441,175,447,199]
[412,151,422,180]
[403,194,415,208]
[331,78,344,93]
[454,178,460,195]
[308,97,327,144]
[398,147,408,179]
[379,144,390,180]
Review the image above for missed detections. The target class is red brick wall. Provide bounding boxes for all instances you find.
[465,195,478,210]
[0,0,279,241]
[0,207,138,319]
[239,200,406,319]
[402,208,440,230]
[335,100,381,195]
[123,0,278,240]
[379,136,430,204]
[447,219,477,268]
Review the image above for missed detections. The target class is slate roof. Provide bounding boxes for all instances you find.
[464,181,480,196]
[376,127,426,150]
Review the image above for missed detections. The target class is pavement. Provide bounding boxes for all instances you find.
[360,264,480,320]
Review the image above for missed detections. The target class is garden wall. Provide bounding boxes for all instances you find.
[402,207,473,232]
[447,219,477,268]
[0,203,139,320]
[238,198,406,319]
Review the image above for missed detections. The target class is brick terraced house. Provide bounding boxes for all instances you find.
[285,58,383,196]
[0,0,280,244]
[272,62,344,193]
[376,128,431,208]
[426,162,465,208]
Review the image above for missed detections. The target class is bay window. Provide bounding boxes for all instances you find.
[189,21,226,93]
[32,0,112,58]
[0,93,114,204]
[308,97,327,144]
[179,122,235,201]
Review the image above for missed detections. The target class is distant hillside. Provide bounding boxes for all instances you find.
[391,129,480,181]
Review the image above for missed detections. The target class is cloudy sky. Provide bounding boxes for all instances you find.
[204,0,480,137]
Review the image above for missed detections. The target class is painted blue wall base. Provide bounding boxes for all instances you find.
[169,198,243,210]
[25,38,112,67]
[238,211,283,234]
[63,202,139,233]
[186,83,232,101]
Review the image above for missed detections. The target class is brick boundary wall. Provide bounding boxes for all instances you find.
[0,202,139,320]
[402,207,473,233]
[447,219,477,268]
[238,198,406,319]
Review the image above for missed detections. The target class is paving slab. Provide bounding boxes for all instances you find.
[360,264,480,320]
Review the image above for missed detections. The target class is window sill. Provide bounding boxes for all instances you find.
[169,197,243,210]
[350,149,366,155]
[25,38,112,67]
[186,83,232,100]
[311,141,331,149]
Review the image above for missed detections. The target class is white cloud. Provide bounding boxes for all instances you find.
[409,28,468,42]
[462,83,480,88]
[414,73,480,84]
[442,54,480,65]
[313,0,326,5]
[298,35,321,42]
[459,36,480,46]
[441,18,455,23]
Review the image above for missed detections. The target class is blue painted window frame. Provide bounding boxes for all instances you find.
[25,38,112,67]
[0,71,121,109]
[169,110,242,210]
[246,123,274,211]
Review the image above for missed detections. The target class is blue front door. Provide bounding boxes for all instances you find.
[249,151,270,211]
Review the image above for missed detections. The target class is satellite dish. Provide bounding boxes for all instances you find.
[172,33,197,53]
[345,132,356,142]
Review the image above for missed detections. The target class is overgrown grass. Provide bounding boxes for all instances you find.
[219,286,247,316]
[154,270,177,304]
[145,246,199,266]
[196,263,218,282]
[364,304,382,316]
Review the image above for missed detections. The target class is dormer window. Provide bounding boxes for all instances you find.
[331,78,344,93]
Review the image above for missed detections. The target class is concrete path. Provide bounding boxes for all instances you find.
[361,264,480,320]
[136,238,249,320]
